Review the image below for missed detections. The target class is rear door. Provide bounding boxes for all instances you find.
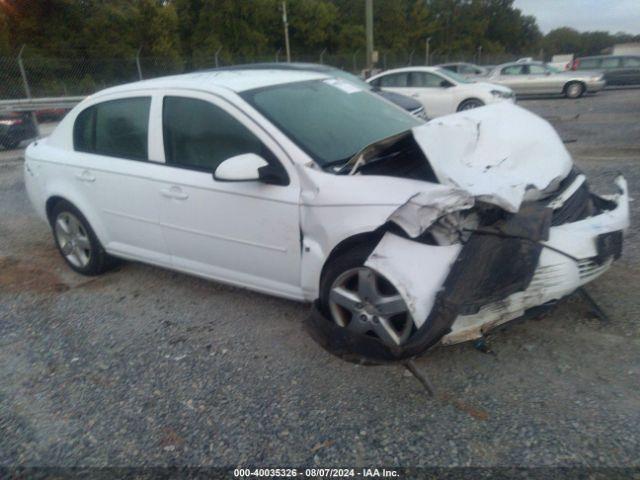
[69,94,170,265]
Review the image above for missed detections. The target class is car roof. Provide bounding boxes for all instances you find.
[211,62,338,73]
[576,54,638,60]
[372,66,444,75]
[494,61,543,69]
[93,69,330,97]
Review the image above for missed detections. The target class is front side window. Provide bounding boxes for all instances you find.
[73,97,150,160]
[162,96,263,171]
[527,64,547,74]
[623,57,640,67]
[242,79,420,168]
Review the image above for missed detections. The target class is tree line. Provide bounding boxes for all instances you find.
[1,0,638,66]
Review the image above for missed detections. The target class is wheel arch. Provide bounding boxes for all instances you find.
[43,192,109,247]
[319,229,386,284]
[456,97,485,111]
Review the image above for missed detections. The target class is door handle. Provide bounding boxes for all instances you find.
[75,170,96,183]
[411,93,420,98]
[160,186,189,200]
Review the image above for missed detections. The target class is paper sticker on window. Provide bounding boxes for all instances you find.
[323,78,362,94]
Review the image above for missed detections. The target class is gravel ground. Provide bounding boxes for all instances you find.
[0,89,639,469]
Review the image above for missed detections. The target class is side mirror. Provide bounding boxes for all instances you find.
[214,153,268,182]
[213,153,289,186]
[440,80,454,88]
[545,70,552,76]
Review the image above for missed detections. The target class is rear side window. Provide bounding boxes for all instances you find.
[622,57,640,67]
[501,65,524,75]
[527,64,547,74]
[162,96,263,172]
[601,57,621,68]
[378,73,409,87]
[73,97,150,160]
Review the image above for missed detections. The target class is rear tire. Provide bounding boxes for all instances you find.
[565,81,585,99]
[457,98,485,111]
[50,200,115,276]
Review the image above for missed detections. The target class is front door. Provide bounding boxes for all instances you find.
[154,93,303,299]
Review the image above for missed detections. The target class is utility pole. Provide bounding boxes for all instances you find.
[282,1,291,63]
[365,0,374,70]
[136,47,143,80]
[425,37,431,65]
[17,45,39,137]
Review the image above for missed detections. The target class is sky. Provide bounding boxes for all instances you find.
[513,0,640,35]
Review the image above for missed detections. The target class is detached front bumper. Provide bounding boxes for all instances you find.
[443,175,629,344]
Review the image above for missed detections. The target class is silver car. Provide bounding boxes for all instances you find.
[487,62,606,98]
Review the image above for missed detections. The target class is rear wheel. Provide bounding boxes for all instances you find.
[565,81,585,99]
[320,245,414,348]
[50,200,115,275]
[457,98,484,111]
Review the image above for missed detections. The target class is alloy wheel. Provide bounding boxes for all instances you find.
[54,212,92,268]
[328,267,413,347]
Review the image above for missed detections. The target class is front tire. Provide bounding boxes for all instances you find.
[565,81,585,99]
[50,200,115,275]
[320,244,414,348]
[457,98,485,111]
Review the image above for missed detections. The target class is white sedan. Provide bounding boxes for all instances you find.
[367,66,515,117]
[24,70,629,361]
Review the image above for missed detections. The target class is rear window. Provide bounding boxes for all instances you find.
[73,97,150,161]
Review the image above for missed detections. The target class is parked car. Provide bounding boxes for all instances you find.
[570,55,640,86]
[487,61,605,98]
[24,70,629,360]
[35,108,69,122]
[0,111,38,149]
[212,62,428,120]
[438,62,489,78]
[367,66,514,117]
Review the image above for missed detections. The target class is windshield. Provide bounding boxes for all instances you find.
[242,79,421,167]
[436,68,473,83]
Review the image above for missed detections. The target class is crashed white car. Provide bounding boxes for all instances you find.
[24,70,629,360]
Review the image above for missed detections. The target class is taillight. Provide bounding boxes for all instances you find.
[0,119,21,126]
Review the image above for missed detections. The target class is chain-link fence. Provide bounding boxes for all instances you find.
[0,46,532,101]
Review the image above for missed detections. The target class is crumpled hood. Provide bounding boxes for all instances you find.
[412,103,573,212]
